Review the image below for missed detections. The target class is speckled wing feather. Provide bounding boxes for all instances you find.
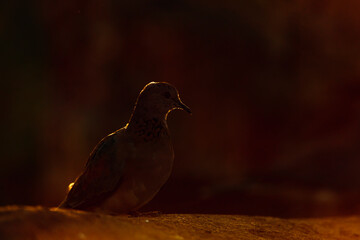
[60,129,126,210]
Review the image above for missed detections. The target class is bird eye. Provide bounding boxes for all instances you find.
[163,92,171,99]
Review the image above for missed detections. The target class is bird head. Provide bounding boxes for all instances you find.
[137,82,191,116]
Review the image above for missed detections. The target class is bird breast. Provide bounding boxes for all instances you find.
[127,134,174,178]
[99,133,174,213]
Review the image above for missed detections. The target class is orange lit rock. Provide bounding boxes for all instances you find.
[0,206,359,240]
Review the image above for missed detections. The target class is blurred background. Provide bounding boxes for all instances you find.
[2,0,360,218]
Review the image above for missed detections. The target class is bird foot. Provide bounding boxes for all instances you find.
[128,210,162,217]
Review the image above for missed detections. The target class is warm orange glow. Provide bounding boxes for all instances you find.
[68,183,74,192]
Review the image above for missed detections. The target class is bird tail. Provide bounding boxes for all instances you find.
[57,182,74,209]
[58,199,70,209]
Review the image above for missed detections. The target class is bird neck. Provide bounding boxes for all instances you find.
[129,102,169,122]
[126,105,169,139]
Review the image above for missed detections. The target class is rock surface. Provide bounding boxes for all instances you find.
[0,206,360,240]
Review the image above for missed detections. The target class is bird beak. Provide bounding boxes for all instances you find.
[176,99,192,114]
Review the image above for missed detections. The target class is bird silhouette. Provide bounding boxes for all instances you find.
[59,82,191,214]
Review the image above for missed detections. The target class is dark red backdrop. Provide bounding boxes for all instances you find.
[2,0,360,217]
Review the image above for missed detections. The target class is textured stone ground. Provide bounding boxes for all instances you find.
[0,206,360,240]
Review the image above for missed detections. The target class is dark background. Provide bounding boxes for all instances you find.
[2,0,360,218]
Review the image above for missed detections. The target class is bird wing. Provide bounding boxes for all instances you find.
[61,129,126,210]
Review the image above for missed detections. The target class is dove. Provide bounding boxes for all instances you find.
[58,82,191,214]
